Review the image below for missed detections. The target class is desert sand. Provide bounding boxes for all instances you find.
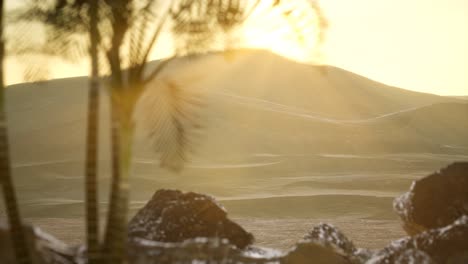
[27,217,405,250]
[4,50,467,254]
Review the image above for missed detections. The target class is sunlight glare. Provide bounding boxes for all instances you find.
[242,0,326,63]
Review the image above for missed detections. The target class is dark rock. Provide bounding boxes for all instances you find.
[128,236,356,264]
[392,249,434,264]
[393,162,468,235]
[0,223,76,264]
[282,241,351,264]
[367,247,435,264]
[301,223,368,263]
[128,189,254,249]
[128,238,237,264]
[354,248,375,263]
[368,216,468,264]
[303,223,356,256]
[412,215,468,264]
[128,237,282,264]
[242,246,284,259]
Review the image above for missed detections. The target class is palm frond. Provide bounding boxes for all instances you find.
[137,78,204,171]
[6,0,91,80]
[128,2,170,84]
[23,60,50,82]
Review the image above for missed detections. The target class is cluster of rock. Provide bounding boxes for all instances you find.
[1,162,467,263]
[128,189,254,249]
[368,216,468,264]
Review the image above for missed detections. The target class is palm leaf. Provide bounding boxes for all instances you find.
[137,77,204,171]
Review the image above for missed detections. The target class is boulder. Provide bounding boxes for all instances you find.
[390,249,434,264]
[393,162,468,235]
[302,223,372,263]
[128,189,254,249]
[368,216,468,264]
[367,246,435,264]
[282,241,351,264]
[0,223,76,264]
[303,223,356,256]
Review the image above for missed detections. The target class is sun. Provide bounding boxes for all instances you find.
[241,0,327,63]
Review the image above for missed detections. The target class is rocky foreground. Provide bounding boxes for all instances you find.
[1,162,467,264]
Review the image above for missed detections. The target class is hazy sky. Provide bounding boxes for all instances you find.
[5,0,468,96]
[320,0,468,96]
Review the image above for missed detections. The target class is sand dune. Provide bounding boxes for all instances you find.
[2,50,466,244]
[6,50,467,165]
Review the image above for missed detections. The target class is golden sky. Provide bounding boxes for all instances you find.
[320,0,468,96]
[5,0,468,96]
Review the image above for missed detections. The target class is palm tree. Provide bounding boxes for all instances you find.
[16,2,103,262]
[7,1,312,263]
[100,3,181,261]
[85,0,101,263]
[73,1,285,263]
[0,1,33,264]
[100,1,270,262]
[8,1,102,263]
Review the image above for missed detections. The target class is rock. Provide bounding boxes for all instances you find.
[412,215,468,264]
[354,248,375,263]
[367,246,435,264]
[301,223,369,263]
[0,223,76,264]
[393,162,468,235]
[128,237,282,264]
[128,238,236,264]
[242,246,284,259]
[282,241,351,264]
[392,249,434,264]
[128,189,254,249]
[368,215,468,264]
[303,223,356,256]
[129,236,356,264]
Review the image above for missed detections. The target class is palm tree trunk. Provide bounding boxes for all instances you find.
[85,0,101,263]
[103,97,121,263]
[0,1,32,264]
[114,114,134,263]
[103,99,133,264]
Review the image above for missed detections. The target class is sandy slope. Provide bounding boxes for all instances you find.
[3,50,466,253]
[6,49,467,165]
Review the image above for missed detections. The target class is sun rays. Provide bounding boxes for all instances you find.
[241,0,327,63]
